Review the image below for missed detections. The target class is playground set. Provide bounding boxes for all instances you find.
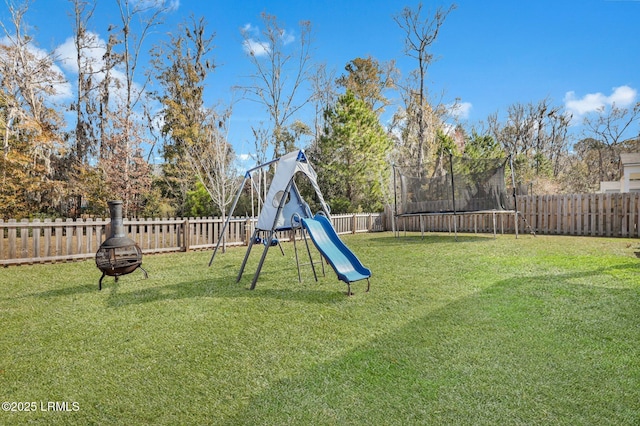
[91,146,523,292]
[208,150,371,295]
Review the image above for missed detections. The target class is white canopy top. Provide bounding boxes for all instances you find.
[256,150,329,231]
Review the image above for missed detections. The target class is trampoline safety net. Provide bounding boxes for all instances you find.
[395,156,514,215]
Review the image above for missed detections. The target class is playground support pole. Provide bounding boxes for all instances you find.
[248,178,295,290]
[292,229,303,282]
[237,228,259,282]
[209,174,249,267]
[210,156,285,268]
[249,230,273,289]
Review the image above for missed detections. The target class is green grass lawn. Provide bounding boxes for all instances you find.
[1,232,639,425]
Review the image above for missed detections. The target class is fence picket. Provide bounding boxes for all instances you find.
[633,194,639,237]
[33,219,41,259]
[0,219,4,259]
[574,194,580,235]
[20,219,29,258]
[8,219,16,259]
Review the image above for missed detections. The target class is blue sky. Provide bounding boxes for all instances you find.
[5,0,640,163]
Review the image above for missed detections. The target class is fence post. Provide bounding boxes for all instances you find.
[0,219,4,260]
[8,219,16,259]
[183,218,190,252]
[20,219,29,258]
[65,218,74,256]
[33,219,41,260]
[245,217,252,245]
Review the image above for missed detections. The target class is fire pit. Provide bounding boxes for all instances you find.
[95,200,148,290]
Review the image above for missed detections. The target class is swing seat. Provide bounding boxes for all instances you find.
[255,236,278,246]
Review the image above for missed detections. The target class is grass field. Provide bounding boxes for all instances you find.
[1,232,639,425]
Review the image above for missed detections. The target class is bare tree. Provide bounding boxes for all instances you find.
[0,0,67,215]
[69,0,101,164]
[535,100,571,178]
[389,83,449,176]
[0,1,66,159]
[64,0,105,216]
[186,108,238,251]
[308,62,337,144]
[100,113,151,216]
[238,13,313,158]
[394,2,455,175]
[486,99,572,192]
[581,102,640,183]
[101,0,171,216]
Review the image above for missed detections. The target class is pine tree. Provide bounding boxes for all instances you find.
[314,90,392,213]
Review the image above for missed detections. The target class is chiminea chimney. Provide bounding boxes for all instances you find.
[95,200,147,290]
[103,200,130,244]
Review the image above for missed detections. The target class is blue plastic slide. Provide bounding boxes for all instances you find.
[301,214,371,291]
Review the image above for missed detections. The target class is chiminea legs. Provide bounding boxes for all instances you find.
[98,265,148,290]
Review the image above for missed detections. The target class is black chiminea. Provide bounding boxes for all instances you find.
[95,200,147,290]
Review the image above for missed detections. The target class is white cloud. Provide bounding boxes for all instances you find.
[280,29,295,45]
[564,85,637,117]
[132,0,180,12]
[242,23,258,35]
[449,101,472,120]
[608,85,637,106]
[55,33,106,74]
[53,33,143,107]
[240,23,294,56]
[242,38,270,56]
[0,36,72,101]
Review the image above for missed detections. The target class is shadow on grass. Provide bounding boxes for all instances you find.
[9,251,355,306]
[220,265,640,425]
[103,273,350,308]
[7,266,154,301]
[6,282,97,300]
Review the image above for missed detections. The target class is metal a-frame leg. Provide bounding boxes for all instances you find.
[209,175,249,267]
[301,227,322,280]
[237,228,259,283]
[249,231,274,290]
[293,229,303,282]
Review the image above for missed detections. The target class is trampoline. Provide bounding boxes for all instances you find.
[393,153,519,239]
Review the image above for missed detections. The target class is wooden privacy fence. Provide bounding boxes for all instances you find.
[393,193,640,238]
[0,213,385,266]
[4,193,639,266]
[517,193,640,237]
